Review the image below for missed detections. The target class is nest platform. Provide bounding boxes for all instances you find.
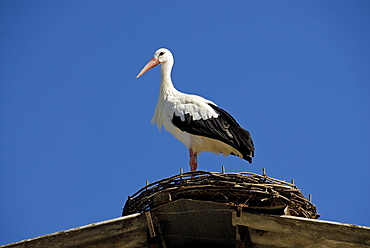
[122,170,320,219]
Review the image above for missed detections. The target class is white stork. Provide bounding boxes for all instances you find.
[136,48,255,171]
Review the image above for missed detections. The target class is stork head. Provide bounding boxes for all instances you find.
[136,48,173,78]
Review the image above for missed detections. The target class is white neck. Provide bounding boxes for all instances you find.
[159,60,179,98]
[151,55,179,129]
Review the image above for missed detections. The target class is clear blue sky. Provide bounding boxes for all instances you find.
[1,0,369,245]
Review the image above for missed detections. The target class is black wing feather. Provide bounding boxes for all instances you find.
[172,103,255,163]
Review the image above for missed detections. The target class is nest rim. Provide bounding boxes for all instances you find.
[122,170,320,219]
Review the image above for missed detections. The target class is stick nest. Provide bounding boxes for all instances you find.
[122,170,320,219]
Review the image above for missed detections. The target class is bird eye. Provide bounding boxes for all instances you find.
[159,52,165,56]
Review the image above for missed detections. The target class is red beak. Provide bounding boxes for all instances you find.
[136,58,160,78]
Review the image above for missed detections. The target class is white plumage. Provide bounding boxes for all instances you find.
[137,48,254,171]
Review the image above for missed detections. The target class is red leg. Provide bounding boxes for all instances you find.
[189,149,198,171]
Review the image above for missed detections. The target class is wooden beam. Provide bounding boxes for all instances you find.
[233,212,370,247]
